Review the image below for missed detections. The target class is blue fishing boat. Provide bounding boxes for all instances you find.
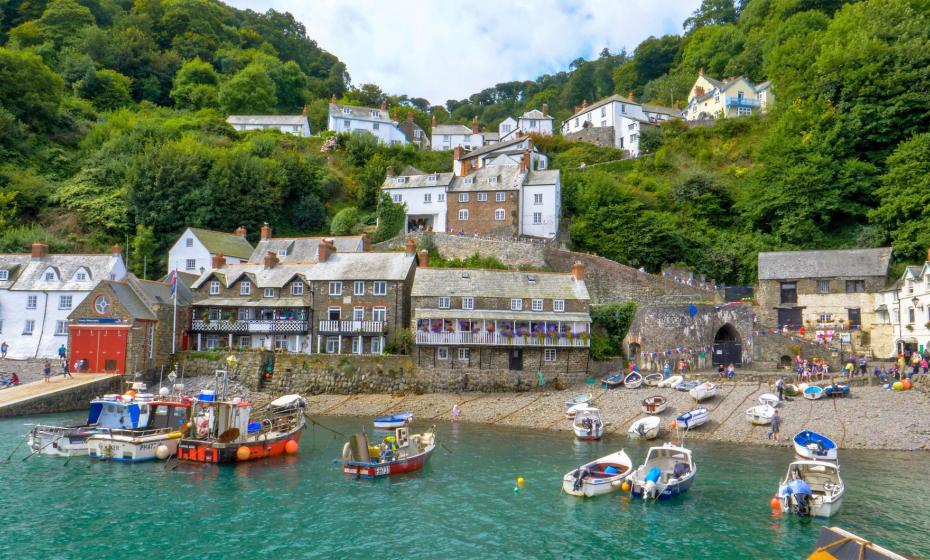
[793,430,838,462]
[601,372,624,389]
[373,411,414,429]
[674,408,709,430]
[626,443,696,500]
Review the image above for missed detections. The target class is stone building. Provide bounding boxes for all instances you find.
[410,260,591,375]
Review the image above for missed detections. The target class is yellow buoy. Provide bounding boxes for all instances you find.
[893,381,904,391]
[516,477,524,488]
[621,481,631,492]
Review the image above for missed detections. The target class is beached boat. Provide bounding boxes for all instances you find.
[641,395,668,414]
[624,442,696,500]
[658,375,683,388]
[564,402,592,418]
[777,460,845,517]
[27,384,157,457]
[806,527,909,560]
[601,372,624,389]
[674,408,709,430]
[793,430,838,462]
[177,393,306,464]
[573,407,604,441]
[758,393,780,407]
[676,380,700,392]
[785,384,801,397]
[689,382,718,402]
[803,385,825,400]
[564,394,593,409]
[624,371,643,389]
[373,411,413,429]
[823,383,850,398]
[87,397,192,462]
[746,404,776,425]
[643,373,663,387]
[628,416,661,440]
[562,449,633,497]
[342,426,436,479]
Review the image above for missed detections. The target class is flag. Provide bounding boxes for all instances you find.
[169,270,177,296]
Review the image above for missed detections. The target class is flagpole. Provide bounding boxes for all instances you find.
[171,269,178,355]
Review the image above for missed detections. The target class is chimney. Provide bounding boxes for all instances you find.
[453,146,463,160]
[926,247,930,263]
[301,105,308,117]
[698,67,704,77]
[234,226,247,238]
[418,249,429,268]
[674,99,681,110]
[405,238,416,255]
[516,130,524,139]
[406,111,414,123]
[211,253,225,269]
[627,91,635,102]
[431,114,437,126]
[30,241,48,259]
[318,239,336,262]
[331,93,337,103]
[471,117,479,135]
[260,222,272,240]
[379,101,387,111]
[361,232,370,252]
[582,99,588,109]
[112,243,122,256]
[694,86,705,97]
[263,251,279,269]
[542,103,549,117]
[571,261,586,283]
[519,149,531,173]
[386,166,394,178]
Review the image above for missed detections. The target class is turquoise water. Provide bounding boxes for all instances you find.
[1,413,928,559]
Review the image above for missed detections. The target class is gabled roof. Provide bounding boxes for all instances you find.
[0,255,30,289]
[188,228,254,260]
[758,248,892,280]
[1,253,123,291]
[227,115,309,126]
[192,263,308,290]
[566,95,637,120]
[754,81,771,92]
[107,281,157,320]
[459,136,531,161]
[412,269,590,301]
[329,103,394,123]
[448,165,523,192]
[520,109,552,120]
[525,169,560,186]
[248,236,366,263]
[304,253,415,281]
[642,104,680,118]
[432,124,473,135]
[382,171,455,190]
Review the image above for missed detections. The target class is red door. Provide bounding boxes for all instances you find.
[69,326,129,374]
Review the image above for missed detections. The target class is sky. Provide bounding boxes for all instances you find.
[226,0,701,105]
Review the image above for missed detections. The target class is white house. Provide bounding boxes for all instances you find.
[452,135,549,175]
[560,96,678,157]
[327,98,408,146]
[167,227,254,276]
[382,167,455,234]
[0,242,127,359]
[430,118,484,151]
[683,70,774,121]
[880,255,930,356]
[226,115,311,136]
[500,105,554,141]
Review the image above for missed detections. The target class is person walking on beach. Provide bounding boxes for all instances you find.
[663,361,671,379]
[858,355,867,377]
[42,360,51,383]
[61,362,73,379]
[451,404,461,422]
[1,341,7,359]
[775,377,785,402]
[769,410,781,442]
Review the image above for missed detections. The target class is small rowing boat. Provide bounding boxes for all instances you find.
[745,404,775,425]
[674,408,709,430]
[676,380,700,392]
[562,449,633,497]
[628,416,661,440]
[643,373,663,387]
[805,527,909,560]
[803,385,825,401]
[373,411,414,429]
[658,375,683,388]
[565,402,591,418]
[793,430,838,462]
[624,371,643,389]
[573,407,604,441]
[641,395,668,414]
[758,393,780,407]
[689,382,718,402]
[601,372,624,389]
[564,394,593,409]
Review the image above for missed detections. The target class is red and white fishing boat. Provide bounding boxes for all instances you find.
[177,392,306,464]
[342,427,436,479]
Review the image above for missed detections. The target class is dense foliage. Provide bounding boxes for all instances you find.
[590,302,638,360]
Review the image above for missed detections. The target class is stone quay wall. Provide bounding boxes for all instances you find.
[563,126,616,149]
[0,375,122,417]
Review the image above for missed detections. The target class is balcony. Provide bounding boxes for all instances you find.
[191,319,309,333]
[318,320,386,334]
[725,96,759,107]
[415,331,589,348]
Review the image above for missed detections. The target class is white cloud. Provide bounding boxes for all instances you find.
[226,0,700,105]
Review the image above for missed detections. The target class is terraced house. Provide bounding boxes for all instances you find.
[410,260,591,375]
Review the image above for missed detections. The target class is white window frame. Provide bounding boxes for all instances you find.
[23,319,35,335]
[533,212,542,225]
[553,300,565,313]
[477,192,487,202]
[544,349,557,362]
[329,281,343,296]
[464,178,474,185]
[238,308,250,321]
[438,297,451,309]
[373,281,387,296]
[462,297,474,310]
[423,193,431,203]
[58,295,72,310]
[353,307,364,321]
[534,193,543,205]
[75,270,88,281]
[352,336,362,354]
[395,176,406,184]
[488,176,498,184]
[392,194,402,203]
[371,337,382,354]
[209,281,220,295]
[185,259,196,271]
[55,320,67,336]
[459,193,469,202]
[532,299,543,312]
[291,281,304,296]
[428,174,437,182]
[0,270,7,281]
[26,295,37,309]
[438,193,445,202]
[354,281,365,295]
[372,306,386,322]
[458,348,470,361]
[240,281,251,295]
[495,209,505,221]
[458,209,469,221]
[44,272,55,281]
[185,238,194,247]
[264,287,276,298]
[325,337,339,354]
[511,299,522,311]
[437,347,449,360]
[496,192,506,202]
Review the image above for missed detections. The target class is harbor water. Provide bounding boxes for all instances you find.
[1,412,928,559]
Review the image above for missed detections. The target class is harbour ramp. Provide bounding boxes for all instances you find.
[0,374,121,418]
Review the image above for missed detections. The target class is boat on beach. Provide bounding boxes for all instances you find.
[785,384,801,397]
[373,411,413,429]
[641,395,668,414]
[564,402,591,418]
[689,382,717,401]
[674,408,709,430]
[624,442,696,500]
[628,416,661,440]
[777,460,845,518]
[624,371,643,389]
[793,430,838,462]
[803,386,825,400]
[758,393,780,407]
[746,404,775,425]
[573,407,604,440]
[87,396,192,462]
[342,426,436,479]
[562,449,633,497]
[823,383,850,398]
[643,373,663,387]
[658,375,683,388]
[676,380,700,392]
[601,372,624,389]
[564,394,592,409]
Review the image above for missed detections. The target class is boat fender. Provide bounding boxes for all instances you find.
[645,467,662,484]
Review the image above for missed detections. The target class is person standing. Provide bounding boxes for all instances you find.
[57,344,67,366]
[42,360,51,383]
[0,341,7,359]
[451,404,461,422]
[61,362,73,379]
[769,409,781,442]
[858,355,867,377]
[663,361,671,379]
[775,377,785,401]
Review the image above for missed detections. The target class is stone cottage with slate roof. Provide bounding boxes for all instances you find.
[396,111,429,150]
[410,260,591,377]
[167,226,254,276]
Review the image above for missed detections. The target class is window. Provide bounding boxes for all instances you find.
[353,307,364,321]
[371,337,382,354]
[846,280,866,293]
[539,159,547,169]
[630,133,638,143]
[428,174,437,182]
[371,110,380,118]
[238,308,250,321]
[354,281,365,295]
[372,123,380,130]
[737,107,752,117]
[44,271,55,281]
[238,335,251,348]
[437,347,449,360]
[628,123,636,131]
[488,176,498,184]
[240,281,251,295]
[392,194,402,203]
[55,321,67,336]
[544,349,557,362]
[209,281,220,295]
[343,120,351,128]
[818,313,832,323]
[534,193,543,205]
[816,280,830,294]
[714,93,720,103]
[208,308,221,321]
[395,177,406,184]
[458,348,470,361]
[423,193,432,203]
[477,192,487,202]
[414,129,422,139]
[0,320,3,333]
[574,118,579,127]
[372,307,386,322]
[58,295,72,310]
[533,212,542,225]
[23,320,35,335]
[264,287,276,298]
[291,281,304,296]
[277,248,288,257]
[186,237,194,248]
[779,282,797,304]
[464,178,474,185]
[496,192,506,202]
[462,297,474,310]
[529,119,537,128]
[352,336,362,354]
[438,193,445,202]
[553,300,565,313]
[373,281,387,295]
[439,297,451,309]
[458,209,469,221]
[325,337,339,354]
[909,308,916,323]
[185,259,196,271]
[495,209,505,221]
[459,193,469,202]
[511,298,523,311]
[600,107,606,117]
[75,270,88,281]
[329,281,342,296]
[532,299,543,311]
[621,103,626,114]
[0,270,7,281]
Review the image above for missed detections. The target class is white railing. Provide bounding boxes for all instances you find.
[415,331,589,347]
[192,320,309,333]
[318,320,386,334]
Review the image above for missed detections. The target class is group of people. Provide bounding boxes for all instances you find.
[794,357,832,381]
[717,363,737,379]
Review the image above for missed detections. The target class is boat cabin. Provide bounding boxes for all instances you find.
[88,392,156,430]
[188,397,253,442]
[146,401,192,430]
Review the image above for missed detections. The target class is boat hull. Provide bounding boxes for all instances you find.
[793,431,838,461]
[87,432,181,462]
[627,423,660,440]
[641,398,668,414]
[562,471,629,497]
[780,494,844,518]
[28,427,98,457]
[573,427,604,440]
[631,473,695,500]
[675,409,709,430]
[178,427,303,464]
[803,387,824,400]
[643,374,663,387]
[343,445,434,479]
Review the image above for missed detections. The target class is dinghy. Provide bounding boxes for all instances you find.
[373,411,414,429]
[624,442,697,500]
[823,383,850,398]
[745,404,775,425]
[641,395,668,414]
[573,407,604,441]
[785,384,801,397]
[793,430,838,462]
[658,375,683,388]
[676,380,700,392]
[689,382,718,402]
[777,460,845,518]
[624,371,643,389]
[643,373,663,387]
[564,394,593,409]
[674,408,709,430]
[628,416,661,440]
[562,449,633,497]
[803,386,825,401]
[601,372,624,389]
[758,393,780,407]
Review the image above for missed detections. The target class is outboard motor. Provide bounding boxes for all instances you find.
[793,493,811,516]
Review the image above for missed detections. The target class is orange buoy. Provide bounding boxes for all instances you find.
[770,496,781,510]
[621,481,631,492]
[285,440,299,454]
[236,446,251,461]
[902,379,912,390]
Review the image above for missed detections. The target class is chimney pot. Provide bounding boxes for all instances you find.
[406,111,414,122]
[211,253,225,269]
[627,91,635,102]
[386,166,394,177]
[318,239,336,262]
[431,114,437,126]
[698,67,704,77]
[453,146,463,160]
[571,261,586,283]
[519,149,531,173]
[582,99,588,109]
[361,232,370,252]
[405,238,416,255]
[31,241,49,259]
[234,226,247,238]
[263,251,278,269]
[331,93,337,103]
[111,243,122,255]
[542,103,549,117]
[301,105,308,117]
[471,117,479,135]
[418,249,429,268]
[260,222,272,241]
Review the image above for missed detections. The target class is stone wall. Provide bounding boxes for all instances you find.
[563,126,616,149]
[0,375,122,417]
[751,329,835,371]
[377,232,549,269]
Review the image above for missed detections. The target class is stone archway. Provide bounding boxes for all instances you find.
[712,323,742,367]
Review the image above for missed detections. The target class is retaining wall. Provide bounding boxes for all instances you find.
[0,375,122,417]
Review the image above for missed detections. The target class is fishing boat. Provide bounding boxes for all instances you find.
[573,407,604,440]
[641,395,668,414]
[674,408,709,430]
[658,375,683,388]
[342,426,436,479]
[564,394,593,409]
[676,380,700,392]
[793,430,838,462]
[27,383,157,457]
[758,393,780,407]
[177,393,306,464]
[689,382,718,402]
[87,396,192,462]
[745,404,776,425]
[373,411,413,429]
[806,527,909,560]
[601,372,624,389]
[562,449,633,497]
[628,416,661,440]
[823,383,850,398]
[643,373,663,387]
[624,442,696,500]
[803,385,825,400]
[624,371,643,389]
[776,460,845,517]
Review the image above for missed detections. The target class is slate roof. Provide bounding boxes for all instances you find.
[524,170,560,186]
[413,309,591,323]
[459,136,530,161]
[78,274,190,321]
[566,95,632,120]
[0,255,30,289]
[754,81,771,92]
[189,228,254,259]
[382,172,455,190]
[329,103,394,123]
[520,109,552,120]
[193,263,309,289]
[643,104,680,118]
[248,236,365,263]
[1,253,123,291]
[227,115,309,126]
[448,166,523,192]
[412,269,590,300]
[108,281,156,320]
[758,248,893,280]
[304,253,415,281]
[432,124,473,135]
[481,132,500,142]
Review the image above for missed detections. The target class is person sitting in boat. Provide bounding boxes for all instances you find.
[381,435,398,458]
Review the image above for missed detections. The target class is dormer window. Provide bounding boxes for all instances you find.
[264,287,276,298]
[395,177,407,184]
[74,268,90,282]
[277,248,288,257]
[342,107,350,114]
[371,110,380,118]
[43,268,58,281]
[428,174,437,182]
[209,280,220,295]
[488,176,498,184]
[464,178,474,185]
[0,270,7,281]
[240,280,251,295]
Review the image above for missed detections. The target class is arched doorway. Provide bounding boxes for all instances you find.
[712,323,742,367]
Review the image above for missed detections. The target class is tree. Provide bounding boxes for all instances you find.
[871,133,930,263]
[373,192,405,242]
[330,206,364,235]
[291,193,327,233]
[684,0,737,32]
[38,0,96,46]
[0,48,63,129]
[218,62,277,114]
[131,224,157,278]
[75,68,133,111]
[345,83,385,107]
[170,58,220,109]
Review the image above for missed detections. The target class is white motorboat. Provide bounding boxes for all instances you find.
[746,404,776,425]
[674,408,709,430]
[573,407,604,441]
[628,416,661,440]
[624,442,697,500]
[641,395,668,414]
[658,375,683,388]
[758,393,780,407]
[87,397,192,462]
[777,460,845,517]
[689,382,718,402]
[562,449,633,497]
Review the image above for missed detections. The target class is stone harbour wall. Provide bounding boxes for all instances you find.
[0,375,122,417]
